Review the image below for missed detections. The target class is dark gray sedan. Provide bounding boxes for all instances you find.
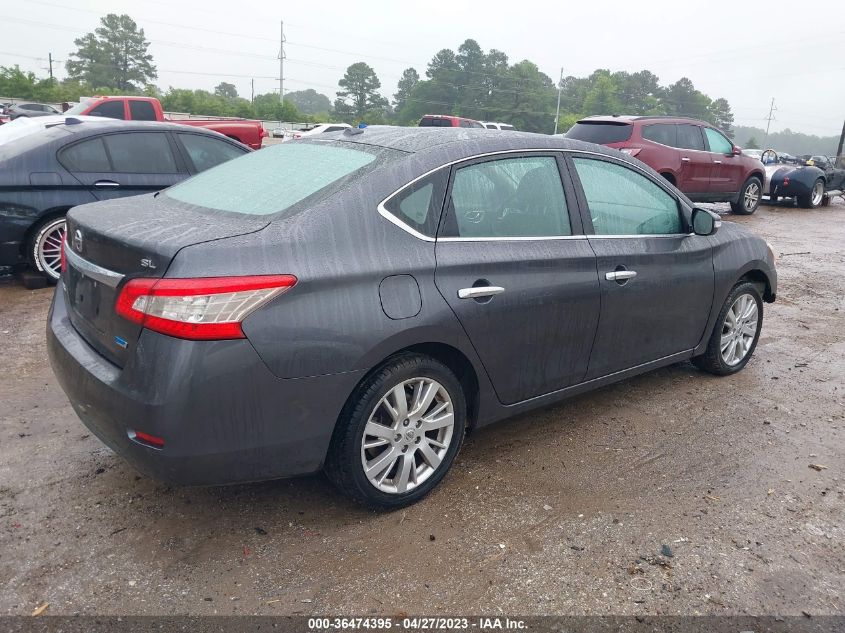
[0,116,249,281]
[47,127,777,508]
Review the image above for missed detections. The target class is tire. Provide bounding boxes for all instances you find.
[692,281,763,376]
[325,353,467,509]
[28,215,67,283]
[797,178,825,208]
[730,177,762,214]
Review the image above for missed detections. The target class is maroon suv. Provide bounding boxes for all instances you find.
[566,116,766,214]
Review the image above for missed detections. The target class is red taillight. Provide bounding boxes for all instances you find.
[60,233,68,273]
[783,176,790,186]
[115,275,297,340]
[131,430,165,449]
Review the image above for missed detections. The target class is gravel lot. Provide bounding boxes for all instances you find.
[1,200,843,616]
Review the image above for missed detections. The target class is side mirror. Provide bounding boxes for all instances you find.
[732,145,742,156]
[692,207,720,236]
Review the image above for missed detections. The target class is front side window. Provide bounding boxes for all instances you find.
[59,137,110,172]
[382,170,448,237]
[443,156,571,238]
[104,133,178,173]
[89,101,126,120]
[572,157,682,236]
[704,128,733,154]
[676,124,705,150]
[177,133,246,172]
[166,141,395,216]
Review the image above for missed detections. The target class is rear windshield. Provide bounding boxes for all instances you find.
[565,121,633,144]
[419,117,452,127]
[64,99,96,116]
[165,141,399,216]
[0,120,70,161]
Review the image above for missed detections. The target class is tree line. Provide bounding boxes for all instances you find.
[2,13,740,135]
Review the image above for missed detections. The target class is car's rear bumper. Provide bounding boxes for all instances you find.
[47,285,364,485]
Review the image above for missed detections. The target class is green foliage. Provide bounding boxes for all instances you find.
[285,89,331,115]
[65,14,156,91]
[334,62,388,121]
[393,68,419,112]
[745,136,760,149]
[214,82,238,99]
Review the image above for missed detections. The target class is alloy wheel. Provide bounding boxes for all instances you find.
[720,293,758,366]
[744,182,760,212]
[811,181,824,207]
[361,377,454,494]
[36,218,66,280]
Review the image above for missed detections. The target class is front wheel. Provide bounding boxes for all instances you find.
[325,354,466,509]
[692,282,763,376]
[797,178,824,208]
[28,216,67,282]
[730,177,762,214]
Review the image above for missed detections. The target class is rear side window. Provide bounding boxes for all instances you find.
[485,124,497,129]
[177,133,246,172]
[323,126,347,133]
[676,124,705,150]
[443,156,571,238]
[89,101,125,120]
[59,138,110,172]
[382,170,448,237]
[129,100,157,121]
[500,124,515,131]
[565,122,633,144]
[104,133,178,173]
[166,142,392,216]
[642,123,676,147]
[572,157,682,235]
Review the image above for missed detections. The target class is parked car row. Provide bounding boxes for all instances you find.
[47,126,777,508]
[0,115,250,282]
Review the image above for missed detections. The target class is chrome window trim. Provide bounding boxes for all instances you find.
[376,147,688,242]
[64,247,125,288]
[588,233,695,239]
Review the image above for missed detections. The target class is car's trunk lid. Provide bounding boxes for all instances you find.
[63,193,269,367]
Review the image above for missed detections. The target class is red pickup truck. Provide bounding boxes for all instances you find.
[64,96,267,149]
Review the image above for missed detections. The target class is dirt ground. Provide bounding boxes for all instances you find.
[0,199,843,617]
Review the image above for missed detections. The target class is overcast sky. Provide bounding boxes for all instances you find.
[3,0,843,136]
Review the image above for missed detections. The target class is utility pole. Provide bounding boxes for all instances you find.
[836,119,845,169]
[251,78,255,104]
[553,67,564,135]
[48,53,53,80]
[763,98,776,148]
[278,20,286,104]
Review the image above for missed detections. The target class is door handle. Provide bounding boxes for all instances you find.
[93,180,120,188]
[605,270,637,282]
[458,286,505,299]
[681,157,690,162]
[713,160,722,165]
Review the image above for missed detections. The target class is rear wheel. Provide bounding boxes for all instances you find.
[730,177,762,214]
[325,353,466,509]
[797,178,824,208]
[28,215,66,283]
[692,282,763,376]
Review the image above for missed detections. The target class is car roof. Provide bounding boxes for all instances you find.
[578,115,714,126]
[325,125,627,161]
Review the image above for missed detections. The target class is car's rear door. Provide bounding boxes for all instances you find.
[62,131,187,200]
[567,153,714,379]
[434,152,600,404]
[673,124,713,195]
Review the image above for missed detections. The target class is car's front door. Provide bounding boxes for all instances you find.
[61,132,186,200]
[434,153,600,404]
[704,127,743,194]
[568,154,715,379]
